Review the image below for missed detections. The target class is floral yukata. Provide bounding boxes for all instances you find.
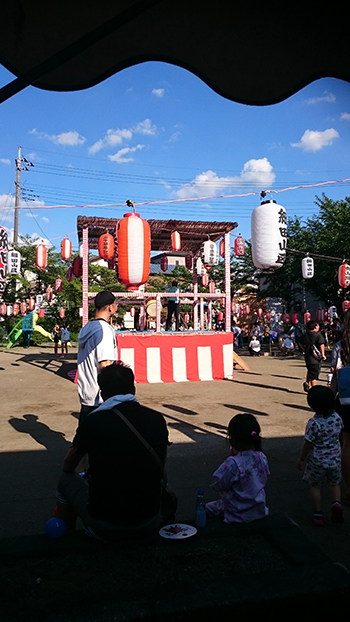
[205,450,269,523]
[303,412,344,486]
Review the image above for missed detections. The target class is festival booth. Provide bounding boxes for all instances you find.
[77,215,237,383]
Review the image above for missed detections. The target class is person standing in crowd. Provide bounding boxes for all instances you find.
[248,333,261,356]
[52,323,60,356]
[56,362,177,540]
[60,324,70,357]
[165,280,180,331]
[301,320,326,392]
[331,309,350,506]
[77,291,118,423]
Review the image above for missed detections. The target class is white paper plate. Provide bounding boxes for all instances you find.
[159,523,197,539]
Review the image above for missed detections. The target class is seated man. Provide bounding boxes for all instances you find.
[56,362,176,540]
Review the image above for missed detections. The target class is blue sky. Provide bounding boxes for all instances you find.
[1,61,350,252]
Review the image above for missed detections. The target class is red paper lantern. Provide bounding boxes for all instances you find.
[130,307,135,318]
[185,255,193,270]
[234,235,245,257]
[66,266,73,282]
[20,301,27,316]
[338,263,350,288]
[117,213,151,290]
[98,233,115,261]
[304,311,311,324]
[39,308,45,319]
[221,298,225,306]
[343,301,350,313]
[72,256,83,278]
[59,307,65,319]
[28,298,35,311]
[219,239,225,258]
[46,285,52,302]
[185,313,190,324]
[283,313,290,323]
[218,311,223,321]
[161,256,168,272]
[202,273,208,287]
[292,313,298,325]
[266,310,271,321]
[36,244,47,270]
[54,278,63,293]
[171,230,181,251]
[257,308,263,318]
[13,303,19,316]
[0,303,6,315]
[316,309,326,322]
[209,281,215,294]
[245,304,250,315]
[61,238,72,261]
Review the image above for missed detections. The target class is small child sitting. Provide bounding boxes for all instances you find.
[297,385,344,525]
[248,335,261,356]
[206,414,270,523]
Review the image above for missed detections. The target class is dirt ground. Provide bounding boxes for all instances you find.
[1,344,350,570]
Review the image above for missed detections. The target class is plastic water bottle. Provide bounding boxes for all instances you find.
[195,488,207,527]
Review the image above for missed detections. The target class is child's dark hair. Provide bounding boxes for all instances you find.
[228,414,262,451]
[307,385,335,417]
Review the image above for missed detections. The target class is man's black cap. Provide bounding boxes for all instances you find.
[94,290,116,310]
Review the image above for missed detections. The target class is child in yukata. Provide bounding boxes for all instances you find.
[297,385,344,526]
[206,414,269,523]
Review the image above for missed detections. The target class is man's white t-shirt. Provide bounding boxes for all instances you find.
[77,319,117,407]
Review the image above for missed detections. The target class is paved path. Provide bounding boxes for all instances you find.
[1,346,349,568]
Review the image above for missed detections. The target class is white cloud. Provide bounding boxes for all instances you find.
[0,193,15,208]
[0,158,11,166]
[167,131,181,143]
[41,217,49,223]
[305,91,336,104]
[174,158,275,199]
[108,144,144,164]
[89,128,133,155]
[29,128,86,146]
[132,119,157,135]
[291,128,339,152]
[341,112,350,121]
[152,88,165,98]
[89,118,157,155]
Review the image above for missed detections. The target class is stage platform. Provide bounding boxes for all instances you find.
[116,331,233,384]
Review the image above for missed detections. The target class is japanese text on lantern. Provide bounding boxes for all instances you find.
[276,208,287,265]
[305,258,313,278]
[0,227,8,294]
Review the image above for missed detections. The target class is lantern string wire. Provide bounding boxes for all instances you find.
[1,177,350,212]
[288,248,348,262]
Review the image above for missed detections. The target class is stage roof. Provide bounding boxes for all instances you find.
[77,215,238,255]
[1,2,349,106]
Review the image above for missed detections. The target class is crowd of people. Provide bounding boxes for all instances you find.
[52,292,350,540]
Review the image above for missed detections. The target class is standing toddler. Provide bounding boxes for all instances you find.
[297,385,344,525]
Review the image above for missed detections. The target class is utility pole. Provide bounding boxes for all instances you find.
[14,145,21,245]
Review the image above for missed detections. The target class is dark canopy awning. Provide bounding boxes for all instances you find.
[1,1,349,105]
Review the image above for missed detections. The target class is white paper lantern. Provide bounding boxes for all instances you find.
[8,249,21,275]
[196,256,206,276]
[200,240,219,267]
[251,200,287,270]
[302,256,314,279]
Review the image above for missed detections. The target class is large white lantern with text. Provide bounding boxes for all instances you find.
[251,200,287,270]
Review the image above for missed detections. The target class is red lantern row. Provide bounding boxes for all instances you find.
[339,263,350,289]
[61,238,72,261]
[98,233,115,261]
[118,213,151,290]
[234,235,245,257]
[171,230,181,251]
[161,256,168,272]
